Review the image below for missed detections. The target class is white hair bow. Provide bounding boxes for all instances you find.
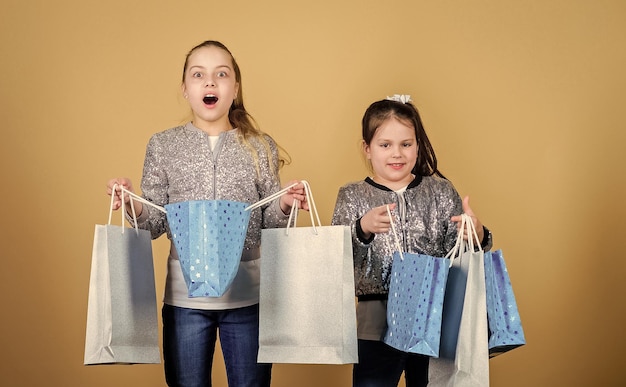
[386,94,412,104]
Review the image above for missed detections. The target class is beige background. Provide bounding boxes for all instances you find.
[1,0,625,386]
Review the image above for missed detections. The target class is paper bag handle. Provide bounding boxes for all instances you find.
[244,182,299,212]
[445,214,466,261]
[458,213,482,253]
[444,213,482,266]
[108,184,167,234]
[386,205,404,260]
[107,183,138,234]
[119,186,167,214]
[285,180,322,235]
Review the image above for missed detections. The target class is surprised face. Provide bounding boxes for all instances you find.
[182,45,239,134]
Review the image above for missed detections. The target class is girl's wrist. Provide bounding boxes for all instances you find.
[481,226,491,247]
[279,199,290,215]
[356,218,374,244]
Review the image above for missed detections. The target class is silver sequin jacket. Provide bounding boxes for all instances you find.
[133,122,288,309]
[331,176,492,298]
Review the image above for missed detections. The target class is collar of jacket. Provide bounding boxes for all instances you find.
[364,175,424,191]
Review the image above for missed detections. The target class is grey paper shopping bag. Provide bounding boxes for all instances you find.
[258,181,358,364]
[84,188,161,365]
[429,215,489,386]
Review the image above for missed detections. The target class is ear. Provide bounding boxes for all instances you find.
[181,83,188,98]
[234,82,240,99]
[362,140,371,160]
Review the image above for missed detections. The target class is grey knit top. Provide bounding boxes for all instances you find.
[332,175,492,298]
[133,122,288,310]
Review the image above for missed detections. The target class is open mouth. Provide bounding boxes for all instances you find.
[203,95,218,105]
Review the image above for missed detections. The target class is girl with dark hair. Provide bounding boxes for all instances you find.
[332,95,492,387]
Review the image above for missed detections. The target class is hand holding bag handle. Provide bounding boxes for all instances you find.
[445,213,470,266]
[113,184,167,232]
[283,180,321,235]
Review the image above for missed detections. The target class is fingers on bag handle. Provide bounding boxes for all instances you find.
[445,214,483,267]
[281,180,322,235]
[107,184,166,234]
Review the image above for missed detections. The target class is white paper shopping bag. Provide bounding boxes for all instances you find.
[258,181,358,364]
[84,187,161,365]
[429,214,489,386]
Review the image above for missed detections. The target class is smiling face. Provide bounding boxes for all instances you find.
[181,45,239,134]
[364,117,418,190]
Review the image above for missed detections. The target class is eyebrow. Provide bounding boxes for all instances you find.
[188,65,233,71]
[376,138,415,142]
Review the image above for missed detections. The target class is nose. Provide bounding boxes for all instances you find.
[205,78,215,87]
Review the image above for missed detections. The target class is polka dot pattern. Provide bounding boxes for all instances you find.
[165,200,250,298]
[484,249,526,356]
[383,251,450,357]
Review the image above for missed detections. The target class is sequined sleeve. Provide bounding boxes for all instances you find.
[134,133,169,240]
[255,134,289,229]
[331,184,371,268]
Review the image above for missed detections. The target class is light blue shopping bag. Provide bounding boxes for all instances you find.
[165,200,250,298]
[384,251,451,357]
[484,249,526,357]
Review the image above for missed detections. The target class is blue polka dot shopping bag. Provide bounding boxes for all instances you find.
[384,251,451,356]
[165,200,250,298]
[484,249,526,357]
[383,206,451,357]
[165,185,295,298]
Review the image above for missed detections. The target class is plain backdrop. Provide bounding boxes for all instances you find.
[1,0,625,386]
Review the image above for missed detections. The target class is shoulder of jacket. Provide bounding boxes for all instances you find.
[419,175,454,189]
[232,131,278,149]
[150,125,187,140]
[339,180,368,191]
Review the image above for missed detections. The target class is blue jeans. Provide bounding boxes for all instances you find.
[162,303,271,387]
[353,339,429,387]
